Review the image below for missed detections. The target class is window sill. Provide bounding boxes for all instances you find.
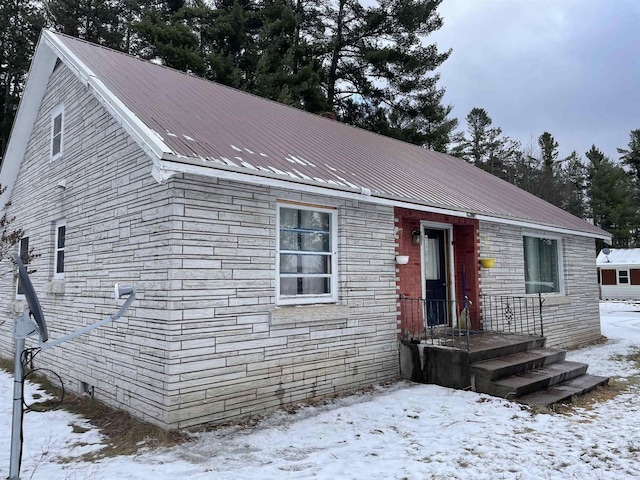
[270,304,350,325]
[528,294,571,306]
[48,279,65,295]
[10,300,26,315]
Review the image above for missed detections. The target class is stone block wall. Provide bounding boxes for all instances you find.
[0,62,400,429]
[478,221,601,347]
[0,62,180,425]
[164,178,398,427]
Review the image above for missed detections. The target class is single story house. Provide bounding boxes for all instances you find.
[0,30,611,429]
[597,248,640,300]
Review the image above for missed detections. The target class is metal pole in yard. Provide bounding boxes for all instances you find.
[9,312,31,480]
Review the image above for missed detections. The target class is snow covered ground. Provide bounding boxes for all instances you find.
[2,302,640,480]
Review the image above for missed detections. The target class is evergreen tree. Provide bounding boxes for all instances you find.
[254,0,326,111]
[538,131,559,172]
[560,150,587,218]
[618,128,640,183]
[586,145,635,247]
[0,0,46,162]
[319,0,455,149]
[203,0,261,90]
[451,107,520,180]
[532,132,563,207]
[44,0,126,49]
[617,128,640,244]
[510,147,539,194]
[342,82,458,151]
[134,0,205,74]
[461,107,492,165]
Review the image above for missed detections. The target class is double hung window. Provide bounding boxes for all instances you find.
[277,204,337,305]
[619,270,629,284]
[51,106,64,161]
[54,221,66,278]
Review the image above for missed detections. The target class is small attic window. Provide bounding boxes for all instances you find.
[51,106,64,161]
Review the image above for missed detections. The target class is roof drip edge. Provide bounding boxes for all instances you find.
[156,158,612,241]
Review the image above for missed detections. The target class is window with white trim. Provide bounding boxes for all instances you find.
[618,270,629,284]
[523,235,563,294]
[277,204,337,305]
[16,237,29,297]
[54,221,66,278]
[51,106,64,161]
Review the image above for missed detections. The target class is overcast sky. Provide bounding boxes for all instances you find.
[430,0,640,161]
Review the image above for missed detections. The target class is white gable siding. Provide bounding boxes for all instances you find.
[478,222,601,347]
[0,63,399,429]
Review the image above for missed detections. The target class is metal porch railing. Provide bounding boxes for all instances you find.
[480,293,544,337]
[399,295,471,350]
[399,293,545,351]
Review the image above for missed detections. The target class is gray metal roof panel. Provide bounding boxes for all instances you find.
[51,32,608,238]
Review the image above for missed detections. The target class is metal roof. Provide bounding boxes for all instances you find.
[43,31,608,238]
[597,249,640,267]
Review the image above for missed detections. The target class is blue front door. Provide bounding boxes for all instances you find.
[424,228,448,326]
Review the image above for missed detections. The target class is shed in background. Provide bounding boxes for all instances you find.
[596,248,640,300]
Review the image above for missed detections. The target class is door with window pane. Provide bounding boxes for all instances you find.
[424,228,448,326]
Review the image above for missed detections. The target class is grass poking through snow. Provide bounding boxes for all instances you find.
[0,355,191,460]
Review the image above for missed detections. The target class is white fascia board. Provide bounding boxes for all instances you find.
[596,263,630,268]
[0,36,58,204]
[41,30,171,162]
[474,214,611,242]
[154,158,612,242]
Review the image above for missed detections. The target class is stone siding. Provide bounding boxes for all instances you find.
[165,178,398,427]
[478,222,601,347]
[0,63,399,429]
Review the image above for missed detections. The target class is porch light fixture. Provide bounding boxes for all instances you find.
[396,255,410,265]
[411,229,421,245]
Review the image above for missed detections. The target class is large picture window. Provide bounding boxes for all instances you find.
[523,235,562,294]
[277,204,337,305]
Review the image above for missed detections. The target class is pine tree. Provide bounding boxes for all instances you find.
[451,107,520,180]
[560,150,587,218]
[0,0,46,162]
[319,0,454,149]
[617,128,640,244]
[533,132,563,207]
[254,0,326,111]
[462,107,492,165]
[586,145,635,247]
[618,129,640,183]
[134,0,205,75]
[44,0,126,49]
[200,0,262,90]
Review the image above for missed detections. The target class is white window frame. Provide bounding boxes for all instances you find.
[50,105,64,161]
[276,202,338,306]
[16,237,29,299]
[54,220,66,279]
[522,231,565,295]
[618,270,629,284]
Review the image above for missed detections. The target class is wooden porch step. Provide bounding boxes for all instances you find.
[517,375,610,406]
[471,348,566,383]
[480,361,589,398]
